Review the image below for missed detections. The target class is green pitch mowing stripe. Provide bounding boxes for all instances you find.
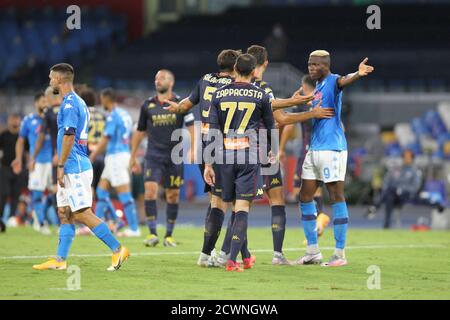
[0,227,449,300]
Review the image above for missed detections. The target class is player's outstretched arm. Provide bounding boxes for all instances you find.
[271,93,315,110]
[273,101,334,125]
[164,98,194,113]
[338,57,374,88]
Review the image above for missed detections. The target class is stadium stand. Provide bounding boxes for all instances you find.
[0,6,127,87]
[87,4,450,91]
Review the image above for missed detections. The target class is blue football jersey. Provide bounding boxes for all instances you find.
[104,107,132,155]
[57,92,93,174]
[19,113,52,163]
[310,73,347,151]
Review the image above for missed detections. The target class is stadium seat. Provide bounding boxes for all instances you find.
[437,102,450,132]
[394,123,417,149]
[22,20,47,63]
[0,6,128,86]
[385,142,403,157]
[47,36,66,65]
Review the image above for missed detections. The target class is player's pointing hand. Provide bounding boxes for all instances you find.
[358,57,374,77]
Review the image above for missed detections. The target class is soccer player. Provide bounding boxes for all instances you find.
[297,51,373,267]
[130,69,195,247]
[250,45,336,264]
[287,75,331,241]
[12,92,53,235]
[89,88,140,237]
[164,49,244,266]
[32,63,129,271]
[204,53,275,272]
[32,86,62,225]
[79,86,120,233]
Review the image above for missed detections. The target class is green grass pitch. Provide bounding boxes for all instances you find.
[1,226,449,299]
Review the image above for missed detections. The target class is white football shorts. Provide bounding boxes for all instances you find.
[301,150,347,183]
[28,162,53,192]
[100,152,131,187]
[57,169,93,212]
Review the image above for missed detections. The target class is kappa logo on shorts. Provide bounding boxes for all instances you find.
[146,169,152,177]
[232,235,240,241]
[271,178,281,185]
[256,188,264,196]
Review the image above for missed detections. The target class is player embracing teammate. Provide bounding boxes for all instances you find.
[204,53,275,272]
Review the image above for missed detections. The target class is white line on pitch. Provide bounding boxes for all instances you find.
[0,244,446,260]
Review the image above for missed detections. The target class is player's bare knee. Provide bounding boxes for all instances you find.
[144,182,158,200]
[234,200,250,213]
[269,194,285,206]
[328,191,345,204]
[166,190,179,204]
[144,189,157,200]
[267,187,285,206]
[57,208,69,224]
[211,195,227,212]
[334,194,346,203]
[98,179,110,190]
[299,191,314,203]
[57,207,73,224]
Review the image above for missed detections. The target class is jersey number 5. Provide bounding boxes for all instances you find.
[203,86,217,102]
[220,102,256,134]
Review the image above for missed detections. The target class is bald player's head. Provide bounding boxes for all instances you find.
[308,50,331,80]
[154,69,175,94]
